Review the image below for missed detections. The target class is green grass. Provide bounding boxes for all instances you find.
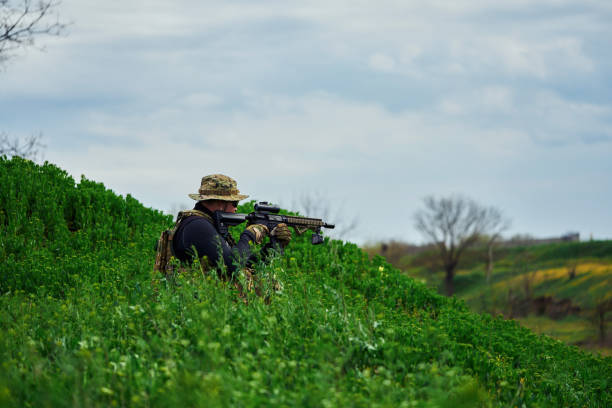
[517,316,611,357]
[455,260,612,311]
[393,237,612,357]
[1,156,611,407]
[518,315,595,345]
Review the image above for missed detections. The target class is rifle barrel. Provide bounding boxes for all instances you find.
[284,216,334,229]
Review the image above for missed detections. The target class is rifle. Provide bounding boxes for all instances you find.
[214,202,335,245]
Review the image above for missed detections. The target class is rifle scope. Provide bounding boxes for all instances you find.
[254,202,280,213]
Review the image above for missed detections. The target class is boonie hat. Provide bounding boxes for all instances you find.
[188,174,249,201]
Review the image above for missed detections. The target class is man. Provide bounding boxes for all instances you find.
[172,174,291,275]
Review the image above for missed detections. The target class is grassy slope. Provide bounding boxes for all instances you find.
[395,239,612,355]
[1,157,611,407]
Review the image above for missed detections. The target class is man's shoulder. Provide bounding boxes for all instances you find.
[180,213,214,229]
[174,210,215,236]
[178,209,213,223]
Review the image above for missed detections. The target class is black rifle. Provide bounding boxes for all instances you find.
[214,202,335,246]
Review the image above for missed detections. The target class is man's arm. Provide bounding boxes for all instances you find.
[177,217,260,274]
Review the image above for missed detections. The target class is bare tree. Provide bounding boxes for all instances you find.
[1,0,66,64]
[414,195,509,296]
[167,201,192,220]
[0,131,45,160]
[592,298,612,345]
[482,207,511,283]
[1,2,64,161]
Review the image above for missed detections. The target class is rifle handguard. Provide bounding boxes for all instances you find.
[215,202,334,245]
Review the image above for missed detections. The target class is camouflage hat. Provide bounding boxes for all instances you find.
[188,174,249,201]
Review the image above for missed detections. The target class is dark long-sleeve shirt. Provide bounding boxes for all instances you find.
[172,203,264,274]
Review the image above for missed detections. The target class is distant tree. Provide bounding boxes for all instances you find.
[1,0,65,64]
[593,298,612,345]
[0,131,44,160]
[414,195,509,296]
[566,260,578,281]
[482,207,511,283]
[167,201,192,220]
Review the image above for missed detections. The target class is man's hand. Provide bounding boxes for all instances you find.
[271,223,292,248]
[245,224,269,244]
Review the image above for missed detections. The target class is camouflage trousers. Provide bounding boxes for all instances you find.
[152,261,282,304]
[231,267,282,305]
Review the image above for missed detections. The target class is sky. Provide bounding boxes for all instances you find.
[1,0,611,244]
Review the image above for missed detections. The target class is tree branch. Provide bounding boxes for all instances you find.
[0,0,66,61]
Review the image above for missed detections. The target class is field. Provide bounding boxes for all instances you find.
[366,237,612,357]
[1,157,611,407]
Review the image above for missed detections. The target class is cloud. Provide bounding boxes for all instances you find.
[179,93,224,109]
[368,53,396,73]
[46,89,609,209]
[438,86,515,116]
[489,36,593,78]
[528,91,612,145]
[4,0,612,243]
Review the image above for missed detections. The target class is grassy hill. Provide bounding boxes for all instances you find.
[366,237,612,356]
[1,156,611,407]
[459,243,612,356]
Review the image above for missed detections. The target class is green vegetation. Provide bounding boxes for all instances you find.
[1,156,611,407]
[369,238,612,356]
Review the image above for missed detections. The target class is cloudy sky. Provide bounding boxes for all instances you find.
[2,0,611,244]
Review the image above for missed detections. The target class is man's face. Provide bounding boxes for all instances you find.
[221,201,238,213]
[202,200,239,213]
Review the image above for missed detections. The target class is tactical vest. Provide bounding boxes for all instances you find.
[154,209,235,276]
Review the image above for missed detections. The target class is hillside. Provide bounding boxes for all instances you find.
[381,240,612,355]
[1,156,611,407]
